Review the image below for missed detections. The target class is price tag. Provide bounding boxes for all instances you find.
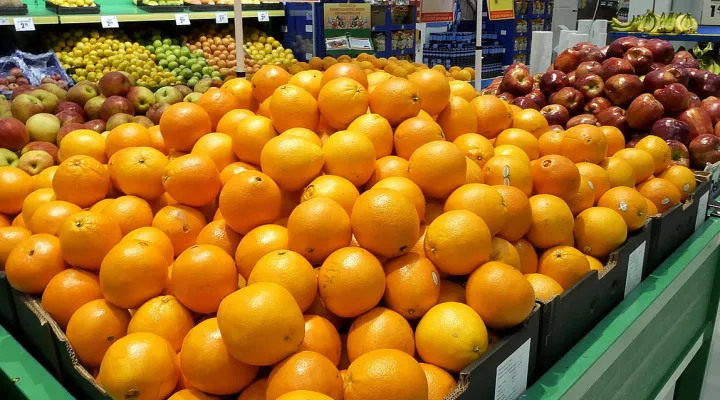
[702,0,720,25]
[305,24,313,32]
[14,17,34,32]
[101,15,119,28]
[215,12,228,24]
[696,191,710,230]
[258,11,270,22]
[500,29,507,35]
[494,339,531,400]
[175,13,190,26]
[0,17,10,26]
[624,241,646,297]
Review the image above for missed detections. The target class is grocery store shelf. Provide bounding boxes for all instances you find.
[608,25,720,42]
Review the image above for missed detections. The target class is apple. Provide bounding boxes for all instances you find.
[106,113,134,131]
[623,47,654,75]
[678,108,714,141]
[601,58,635,81]
[716,121,720,136]
[701,73,720,99]
[653,83,691,114]
[651,118,691,143]
[26,113,61,143]
[539,71,569,95]
[571,42,596,51]
[526,90,547,108]
[689,134,720,169]
[626,134,644,148]
[11,94,45,123]
[577,46,604,63]
[550,87,585,115]
[11,84,33,99]
[604,74,644,107]
[690,92,702,108]
[132,115,154,128]
[98,71,131,98]
[643,39,675,64]
[83,119,106,133]
[0,117,29,151]
[567,71,576,85]
[666,140,690,167]
[566,114,598,128]
[574,74,604,99]
[37,83,67,102]
[575,61,602,80]
[497,92,515,103]
[55,101,86,119]
[663,65,689,87]
[607,36,640,58]
[175,85,193,97]
[146,102,169,125]
[56,123,84,145]
[597,106,629,133]
[650,62,665,71]
[56,110,85,126]
[599,45,609,59]
[66,84,98,106]
[0,148,19,167]
[626,94,665,131]
[512,96,539,110]
[21,142,59,164]
[541,104,570,127]
[100,96,135,121]
[500,64,534,96]
[194,78,214,94]
[672,51,699,69]
[584,97,612,115]
[29,89,60,114]
[183,92,202,103]
[155,86,183,105]
[17,150,54,176]
[702,97,720,125]
[127,86,156,114]
[554,49,581,73]
[84,96,106,121]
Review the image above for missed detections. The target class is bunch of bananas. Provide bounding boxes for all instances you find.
[610,11,698,34]
[693,43,720,74]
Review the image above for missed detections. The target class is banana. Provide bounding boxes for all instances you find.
[675,13,688,33]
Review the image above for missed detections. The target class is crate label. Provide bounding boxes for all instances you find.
[500,30,507,35]
[494,338,531,400]
[175,14,190,26]
[696,191,710,230]
[258,11,270,22]
[0,17,10,26]
[306,24,313,33]
[215,12,228,24]
[101,16,119,29]
[624,241,646,297]
[305,53,313,60]
[13,17,34,32]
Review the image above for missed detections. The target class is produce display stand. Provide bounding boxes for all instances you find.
[608,25,720,42]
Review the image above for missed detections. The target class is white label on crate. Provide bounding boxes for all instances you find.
[702,0,720,25]
[696,191,710,231]
[258,11,270,22]
[215,12,228,24]
[175,14,190,26]
[0,17,10,26]
[306,24,313,33]
[101,16,119,29]
[500,30,507,35]
[624,241,646,297]
[14,17,34,32]
[305,53,313,60]
[494,338,531,400]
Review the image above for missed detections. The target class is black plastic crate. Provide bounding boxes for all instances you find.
[11,289,63,380]
[137,4,185,13]
[188,4,233,11]
[0,272,17,330]
[243,3,283,10]
[45,1,100,14]
[0,4,28,15]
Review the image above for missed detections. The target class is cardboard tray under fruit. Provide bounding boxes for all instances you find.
[535,222,652,378]
[0,4,28,15]
[44,1,100,14]
[137,4,185,13]
[187,4,233,11]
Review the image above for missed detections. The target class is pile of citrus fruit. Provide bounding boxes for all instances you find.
[0,60,695,400]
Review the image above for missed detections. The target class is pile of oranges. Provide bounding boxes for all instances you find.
[0,60,696,400]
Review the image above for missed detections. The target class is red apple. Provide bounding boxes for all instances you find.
[666,140,690,167]
[566,114,598,128]
[574,74,604,99]
[0,116,30,151]
[56,123,84,145]
[526,90,547,108]
[571,42,596,51]
[98,71,131,98]
[626,134,644,148]
[554,49,581,73]
[626,94,665,131]
[678,107,714,140]
[83,119,106,134]
[604,74,644,106]
[56,110,85,127]
[567,71,576,85]
[672,51,699,69]
[55,101,86,119]
[549,87,585,115]
[66,84,98,106]
[716,120,720,136]
[100,96,135,121]
[651,118,691,143]
[701,73,720,99]
[690,92,702,108]
[702,97,720,125]
[663,65,689,87]
[623,47,654,75]
[500,64,534,96]
[497,92,515,103]
[21,141,59,163]
[548,125,565,133]
[541,104,570,127]
[654,83,691,114]
[512,96,539,110]
[643,39,675,64]
[689,134,720,169]
[575,61,603,80]
[601,57,635,81]
[577,46,603,64]
[597,106,629,133]
[599,45,609,59]
[607,36,639,58]
[650,62,665,71]
[146,103,169,125]
[584,97,612,115]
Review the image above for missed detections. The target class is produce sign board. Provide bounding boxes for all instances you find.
[323,3,373,56]
[702,0,720,25]
[410,0,454,23]
[487,0,515,20]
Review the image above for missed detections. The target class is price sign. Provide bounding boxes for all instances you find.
[175,13,190,26]
[215,12,228,24]
[101,15,119,28]
[258,11,269,22]
[703,0,720,25]
[0,17,10,26]
[14,17,35,32]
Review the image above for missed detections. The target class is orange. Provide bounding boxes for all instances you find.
[172,244,238,314]
[393,117,445,160]
[321,62,369,88]
[384,253,440,319]
[576,162,611,203]
[197,88,241,130]
[0,226,31,270]
[152,205,207,257]
[318,247,386,318]
[415,302,488,372]
[219,161,258,185]
[252,65,291,102]
[531,155,581,200]
[219,171,282,234]
[230,115,278,165]
[128,295,194,351]
[600,157,636,188]
[351,189,419,258]
[299,315,342,366]
[470,95,513,139]
[367,70,392,87]
[168,389,219,400]
[466,261,535,329]
[257,98,272,119]
[89,198,113,214]
[408,141,467,198]
[483,155,533,196]
[448,80,477,102]
[344,349,428,400]
[635,135,671,174]
[191,132,238,171]
[495,128,540,160]
[369,78,422,126]
[248,249,317,311]
[289,70,324,98]
[538,129,565,157]
[65,299,131,368]
[561,124,608,164]
[147,125,167,155]
[33,165,58,191]
[302,175,359,217]
[217,282,305,366]
[512,109,550,137]
[646,197,659,215]
[409,69,451,115]
[494,186,532,241]
[5,234,66,293]
[161,154,222,207]
[574,207,628,257]
[239,379,269,400]
[221,78,259,111]
[613,148,655,183]
[598,187,649,231]
[444,183,507,236]
[100,239,169,308]
[41,269,102,329]
[58,129,107,163]
[600,126,625,156]
[11,214,24,228]
[318,78,369,130]
[123,227,175,265]
[287,198,351,264]
[195,220,242,257]
[347,113,394,158]
[102,196,154,236]
[270,84,320,132]
[306,293,345,332]
[537,245,591,289]
[21,188,56,228]
[437,280,466,304]
[277,392,333,400]
[216,109,255,137]
[489,237,522,269]
[373,177,426,222]
[160,102,213,152]
[421,363,457,400]
[465,158,484,183]
[424,210,492,275]
[109,147,168,201]
[658,165,696,202]
[105,123,152,159]
[513,238,539,274]
[261,136,324,191]
[526,194,575,249]
[60,211,122,271]
[637,177,681,214]
[53,155,109,208]
[180,318,258,395]
[98,332,178,400]
[282,127,323,147]
[586,255,604,271]
[525,273,564,302]
[567,176,595,216]
[267,352,343,400]
[29,200,81,236]
[454,133,494,169]
[0,167,32,215]
[346,307,415,362]
[364,156,409,189]
[235,224,288,279]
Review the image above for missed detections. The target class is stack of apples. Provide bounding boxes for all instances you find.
[0,68,31,94]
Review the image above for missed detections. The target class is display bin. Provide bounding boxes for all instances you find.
[447,305,540,400]
[137,4,185,13]
[644,174,711,277]
[0,272,17,331]
[44,2,101,14]
[0,4,28,15]
[535,223,652,377]
[703,160,720,199]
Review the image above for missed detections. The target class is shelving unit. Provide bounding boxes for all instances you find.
[608,25,720,42]
[370,4,416,59]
